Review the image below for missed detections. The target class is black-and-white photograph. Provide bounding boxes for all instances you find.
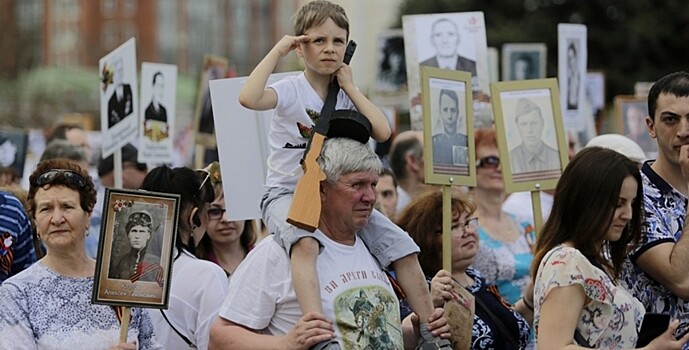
[403,12,489,131]
[491,79,568,191]
[421,67,476,187]
[93,188,179,308]
[616,96,657,158]
[502,43,547,81]
[375,30,407,93]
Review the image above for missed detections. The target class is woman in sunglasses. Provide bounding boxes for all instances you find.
[470,128,536,310]
[196,161,257,277]
[0,159,161,349]
[140,166,228,350]
[396,187,531,349]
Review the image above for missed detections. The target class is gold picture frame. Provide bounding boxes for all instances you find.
[614,95,657,157]
[421,66,476,187]
[490,78,569,193]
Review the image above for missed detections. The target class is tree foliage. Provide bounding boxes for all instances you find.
[395,0,689,102]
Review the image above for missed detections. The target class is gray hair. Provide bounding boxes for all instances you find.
[40,139,89,163]
[318,138,382,184]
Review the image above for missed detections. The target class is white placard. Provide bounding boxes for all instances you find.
[138,63,177,163]
[209,72,300,221]
[99,38,139,157]
[403,12,490,130]
[558,24,587,131]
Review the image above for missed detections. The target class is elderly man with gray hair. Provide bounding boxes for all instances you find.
[210,137,450,350]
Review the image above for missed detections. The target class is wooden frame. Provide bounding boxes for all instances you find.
[421,66,476,187]
[501,43,547,81]
[614,95,657,157]
[93,188,180,308]
[491,78,569,193]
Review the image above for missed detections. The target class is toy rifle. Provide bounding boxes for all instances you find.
[287,40,357,231]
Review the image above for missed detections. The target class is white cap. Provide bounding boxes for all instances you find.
[585,134,647,163]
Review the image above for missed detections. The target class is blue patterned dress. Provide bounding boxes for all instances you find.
[471,214,535,304]
[0,262,162,349]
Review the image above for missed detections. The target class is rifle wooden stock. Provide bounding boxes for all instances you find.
[287,133,326,232]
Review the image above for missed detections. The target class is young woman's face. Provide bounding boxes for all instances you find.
[206,194,245,246]
[605,175,637,242]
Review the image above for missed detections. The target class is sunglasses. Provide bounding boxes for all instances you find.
[207,208,227,220]
[36,169,86,188]
[476,156,500,168]
[196,169,211,191]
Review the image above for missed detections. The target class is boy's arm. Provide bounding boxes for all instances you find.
[238,35,309,111]
[335,65,391,142]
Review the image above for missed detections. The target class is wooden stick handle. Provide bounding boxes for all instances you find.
[119,306,131,343]
[287,133,326,232]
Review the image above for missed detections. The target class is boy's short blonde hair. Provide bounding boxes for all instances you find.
[293,0,349,38]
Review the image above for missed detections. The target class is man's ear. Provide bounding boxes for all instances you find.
[295,42,304,58]
[406,153,422,173]
[645,116,656,138]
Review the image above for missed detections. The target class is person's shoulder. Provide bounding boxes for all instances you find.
[420,56,437,67]
[1,262,44,287]
[178,252,228,281]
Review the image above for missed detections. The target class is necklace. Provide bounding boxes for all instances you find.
[452,273,474,289]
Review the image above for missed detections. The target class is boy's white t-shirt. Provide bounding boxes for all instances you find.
[266,72,354,190]
[218,230,403,348]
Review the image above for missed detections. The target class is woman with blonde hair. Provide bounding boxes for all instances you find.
[196,161,257,276]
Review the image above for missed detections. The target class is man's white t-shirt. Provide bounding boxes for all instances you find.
[219,230,403,348]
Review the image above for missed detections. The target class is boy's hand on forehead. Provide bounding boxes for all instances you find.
[274,35,310,57]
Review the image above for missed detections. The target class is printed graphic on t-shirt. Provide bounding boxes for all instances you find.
[334,286,402,349]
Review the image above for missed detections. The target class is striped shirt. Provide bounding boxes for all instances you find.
[0,191,36,283]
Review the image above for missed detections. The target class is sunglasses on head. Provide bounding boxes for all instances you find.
[36,169,86,188]
[196,169,211,191]
[476,156,500,168]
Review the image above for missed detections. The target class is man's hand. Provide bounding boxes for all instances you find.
[284,312,336,350]
[679,144,689,183]
[410,307,451,340]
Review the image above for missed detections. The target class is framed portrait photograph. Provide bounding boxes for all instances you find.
[375,29,407,94]
[491,78,569,193]
[558,24,588,131]
[98,37,139,158]
[585,70,606,116]
[93,188,180,308]
[421,66,476,187]
[615,95,657,159]
[138,62,177,164]
[193,55,229,148]
[501,43,547,81]
[402,12,490,131]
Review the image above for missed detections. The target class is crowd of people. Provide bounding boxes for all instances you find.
[1,1,689,349]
